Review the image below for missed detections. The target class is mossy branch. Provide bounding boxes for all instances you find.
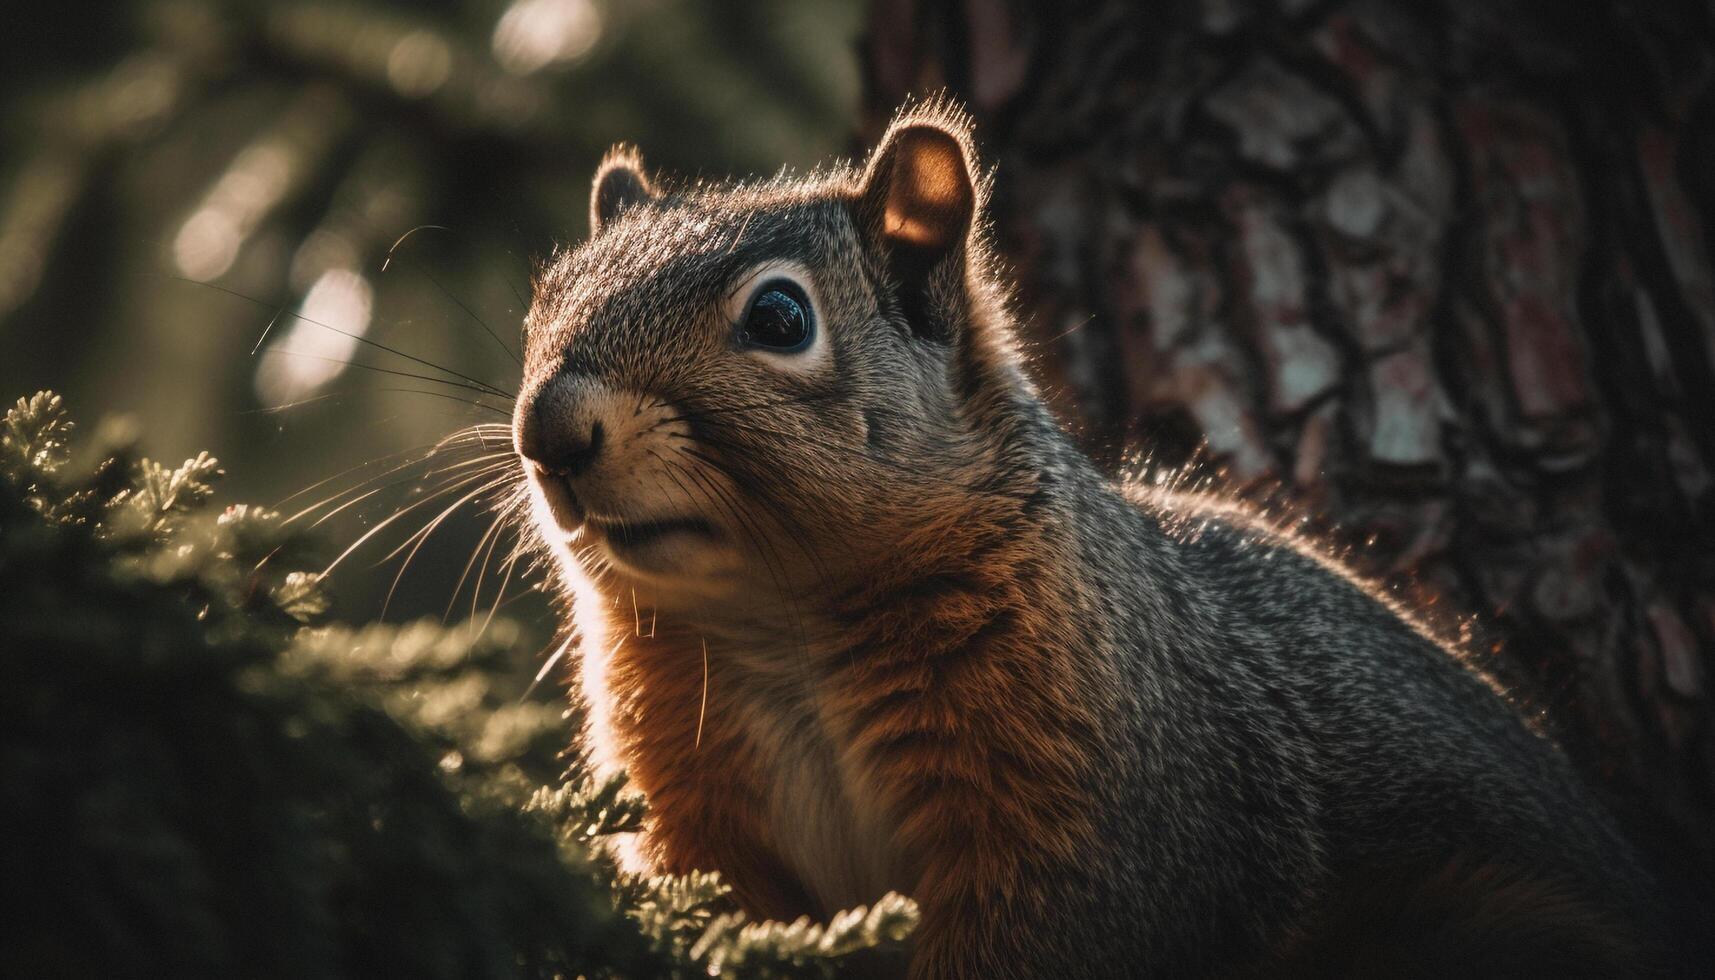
[0,391,915,978]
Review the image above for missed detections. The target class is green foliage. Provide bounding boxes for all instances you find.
[0,3,862,612]
[0,392,915,978]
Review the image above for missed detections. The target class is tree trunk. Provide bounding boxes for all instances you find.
[863,0,1714,917]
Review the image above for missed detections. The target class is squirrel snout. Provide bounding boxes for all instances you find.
[518,383,605,479]
[517,375,697,539]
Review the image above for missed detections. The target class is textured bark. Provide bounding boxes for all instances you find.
[863,0,1714,916]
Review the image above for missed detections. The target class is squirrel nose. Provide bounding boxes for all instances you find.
[518,381,605,479]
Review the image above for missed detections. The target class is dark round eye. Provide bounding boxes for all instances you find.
[739,279,813,352]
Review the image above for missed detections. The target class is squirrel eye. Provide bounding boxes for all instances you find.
[739,280,813,353]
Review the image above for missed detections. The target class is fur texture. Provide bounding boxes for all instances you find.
[512,100,1665,978]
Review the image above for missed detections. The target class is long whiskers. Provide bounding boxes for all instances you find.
[321,458,517,577]
[675,443,833,585]
[371,460,520,566]
[375,464,518,617]
[675,406,1028,503]
[294,451,513,528]
[664,452,814,656]
[383,224,524,368]
[696,637,709,750]
[259,349,514,407]
[281,423,510,517]
[423,265,524,369]
[243,386,510,418]
[472,513,528,641]
[197,252,545,648]
[159,273,516,400]
[446,495,516,623]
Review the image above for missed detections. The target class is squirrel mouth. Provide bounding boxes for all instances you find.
[585,514,716,551]
[532,471,586,530]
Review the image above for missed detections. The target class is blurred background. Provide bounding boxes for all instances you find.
[0,0,861,624]
[3,0,1712,936]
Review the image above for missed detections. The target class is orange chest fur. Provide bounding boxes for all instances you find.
[590,627,905,919]
[584,580,1107,926]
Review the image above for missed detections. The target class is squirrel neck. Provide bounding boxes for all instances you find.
[575,328,1142,919]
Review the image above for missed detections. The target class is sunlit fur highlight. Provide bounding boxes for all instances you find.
[1119,458,1521,714]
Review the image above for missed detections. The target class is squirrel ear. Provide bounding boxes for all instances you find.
[856,117,978,340]
[858,121,976,270]
[590,145,657,234]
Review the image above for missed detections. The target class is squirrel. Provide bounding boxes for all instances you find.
[511,100,1668,978]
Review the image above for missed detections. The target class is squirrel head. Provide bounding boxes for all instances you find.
[516,101,1035,617]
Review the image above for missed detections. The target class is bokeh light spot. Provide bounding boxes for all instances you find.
[492,0,602,76]
[255,268,375,407]
[172,207,242,282]
[387,30,453,99]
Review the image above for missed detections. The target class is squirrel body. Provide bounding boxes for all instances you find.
[514,103,1664,978]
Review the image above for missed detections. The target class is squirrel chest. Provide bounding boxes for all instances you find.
[586,622,907,919]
